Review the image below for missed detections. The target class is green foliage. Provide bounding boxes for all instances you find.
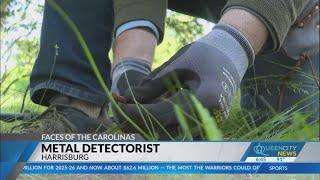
[1,39,40,112]
[154,11,204,69]
[166,11,204,44]
[174,104,193,140]
[191,95,223,141]
[1,0,43,113]
[1,0,16,27]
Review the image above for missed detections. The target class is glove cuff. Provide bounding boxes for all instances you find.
[214,24,255,66]
[111,58,151,94]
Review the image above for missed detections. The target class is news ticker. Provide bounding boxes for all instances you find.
[1,134,320,179]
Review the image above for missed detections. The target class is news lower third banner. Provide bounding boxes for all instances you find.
[1,134,320,179]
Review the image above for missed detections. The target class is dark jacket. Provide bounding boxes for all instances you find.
[113,0,309,51]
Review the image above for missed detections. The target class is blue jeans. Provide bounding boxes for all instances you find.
[30,0,114,106]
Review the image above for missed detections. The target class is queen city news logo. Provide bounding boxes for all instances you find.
[249,142,305,157]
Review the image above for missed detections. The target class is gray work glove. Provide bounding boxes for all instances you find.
[111,58,151,95]
[114,24,255,138]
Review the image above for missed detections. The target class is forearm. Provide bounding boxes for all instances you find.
[113,28,157,65]
[111,28,157,94]
[223,0,309,51]
[219,9,268,54]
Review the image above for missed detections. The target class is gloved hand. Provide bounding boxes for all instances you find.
[114,24,255,138]
[111,58,151,95]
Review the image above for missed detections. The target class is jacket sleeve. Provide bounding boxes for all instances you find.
[222,0,310,51]
[113,0,167,43]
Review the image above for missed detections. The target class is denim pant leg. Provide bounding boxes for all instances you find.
[241,51,319,125]
[30,0,114,106]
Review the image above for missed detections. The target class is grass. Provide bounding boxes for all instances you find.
[1,91,319,141]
